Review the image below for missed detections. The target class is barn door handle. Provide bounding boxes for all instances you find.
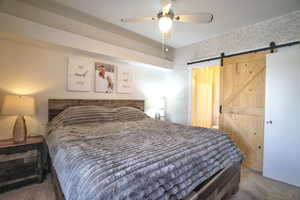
[219,105,223,114]
[266,120,272,124]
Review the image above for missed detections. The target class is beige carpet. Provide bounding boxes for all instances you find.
[231,168,300,200]
[1,168,300,200]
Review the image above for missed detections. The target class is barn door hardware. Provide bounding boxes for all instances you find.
[187,41,300,65]
[219,105,223,114]
[270,42,276,53]
[220,52,225,67]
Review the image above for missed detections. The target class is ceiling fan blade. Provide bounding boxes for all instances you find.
[160,0,172,13]
[121,17,157,23]
[174,13,213,24]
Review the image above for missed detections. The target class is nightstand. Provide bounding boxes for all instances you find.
[0,135,48,193]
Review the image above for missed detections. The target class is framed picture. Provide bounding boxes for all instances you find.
[95,62,115,93]
[67,57,92,92]
[117,67,134,94]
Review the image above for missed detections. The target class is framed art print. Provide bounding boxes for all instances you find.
[117,67,134,94]
[67,57,92,92]
[95,62,115,93]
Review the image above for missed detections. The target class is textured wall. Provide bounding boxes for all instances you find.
[0,39,169,139]
[184,10,300,62]
[167,10,300,124]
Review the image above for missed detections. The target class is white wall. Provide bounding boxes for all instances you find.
[0,39,169,139]
[0,12,173,69]
[166,10,300,124]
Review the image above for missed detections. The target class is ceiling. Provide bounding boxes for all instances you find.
[54,0,300,48]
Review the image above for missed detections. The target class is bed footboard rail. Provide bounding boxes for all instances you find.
[184,162,240,200]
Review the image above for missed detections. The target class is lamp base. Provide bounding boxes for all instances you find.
[13,115,28,143]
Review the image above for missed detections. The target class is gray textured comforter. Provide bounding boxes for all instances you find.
[47,119,243,200]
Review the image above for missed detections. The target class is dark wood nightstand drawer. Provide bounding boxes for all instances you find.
[0,162,37,184]
[0,136,48,193]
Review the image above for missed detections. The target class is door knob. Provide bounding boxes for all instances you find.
[266,120,273,124]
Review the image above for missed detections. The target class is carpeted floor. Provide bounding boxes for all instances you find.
[1,167,300,200]
[231,168,300,200]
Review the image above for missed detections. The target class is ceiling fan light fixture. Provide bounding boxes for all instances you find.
[158,16,173,33]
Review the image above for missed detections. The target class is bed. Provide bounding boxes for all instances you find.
[47,99,243,200]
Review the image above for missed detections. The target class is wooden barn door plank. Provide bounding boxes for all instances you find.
[220,51,268,172]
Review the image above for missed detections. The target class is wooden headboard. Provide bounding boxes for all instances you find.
[48,99,145,121]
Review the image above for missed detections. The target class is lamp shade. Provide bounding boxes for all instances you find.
[1,95,35,116]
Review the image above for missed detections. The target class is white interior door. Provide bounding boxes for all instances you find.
[263,47,300,187]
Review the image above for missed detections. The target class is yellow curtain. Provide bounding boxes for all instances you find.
[192,66,220,128]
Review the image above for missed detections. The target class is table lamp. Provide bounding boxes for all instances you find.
[1,95,35,143]
[147,96,166,120]
[154,96,166,120]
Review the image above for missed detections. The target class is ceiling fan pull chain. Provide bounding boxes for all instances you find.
[162,33,166,55]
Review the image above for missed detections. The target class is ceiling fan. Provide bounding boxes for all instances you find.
[121,0,213,34]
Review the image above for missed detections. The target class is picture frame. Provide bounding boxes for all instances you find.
[67,57,92,92]
[117,67,134,94]
[94,62,116,93]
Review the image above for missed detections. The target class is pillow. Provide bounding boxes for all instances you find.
[48,105,117,128]
[47,106,148,134]
[114,107,148,121]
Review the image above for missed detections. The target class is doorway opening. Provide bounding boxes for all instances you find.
[192,66,220,129]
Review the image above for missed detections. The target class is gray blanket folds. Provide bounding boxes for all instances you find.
[47,119,243,200]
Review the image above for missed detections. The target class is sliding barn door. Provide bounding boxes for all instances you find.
[220,51,268,172]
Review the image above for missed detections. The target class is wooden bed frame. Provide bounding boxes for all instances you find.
[48,99,241,200]
[48,99,145,121]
